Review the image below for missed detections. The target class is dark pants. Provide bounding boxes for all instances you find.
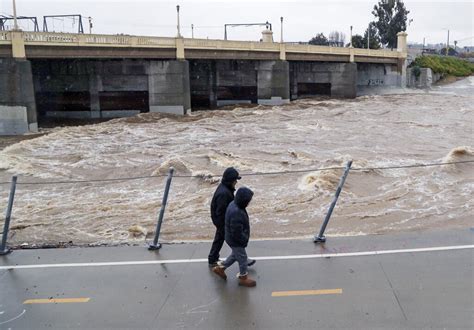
[223,246,248,275]
[208,225,225,264]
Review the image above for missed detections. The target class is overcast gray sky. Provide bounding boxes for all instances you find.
[1,0,473,47]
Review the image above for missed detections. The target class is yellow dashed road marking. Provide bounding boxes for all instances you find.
[272,289,342,297]
[24,298,90,304]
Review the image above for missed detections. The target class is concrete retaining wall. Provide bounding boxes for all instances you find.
[357,63,400,87]
[190,60,290,108]
[0,58,38,133]
[290,62,357,99]
[0,105,29,135]
[148,60,191,115]
[32,59,191,117]
[406,67,442,88]
[257,61,290,105]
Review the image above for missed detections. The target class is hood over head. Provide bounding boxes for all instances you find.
[234,187,254,209]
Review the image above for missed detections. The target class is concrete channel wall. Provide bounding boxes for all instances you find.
[1,57,405,134]
[0,58,38,135]
[190,60,290,108]
[406,67,442,88]
[290,62,358,99]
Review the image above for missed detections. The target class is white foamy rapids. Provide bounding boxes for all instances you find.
[441,146,474,171]
[0,78,473,245]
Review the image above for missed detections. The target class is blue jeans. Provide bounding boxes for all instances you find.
[222,246,248,275]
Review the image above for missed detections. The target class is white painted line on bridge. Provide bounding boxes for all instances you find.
[0,244,473,271]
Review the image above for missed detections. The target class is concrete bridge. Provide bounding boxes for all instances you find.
[0,30,408,134]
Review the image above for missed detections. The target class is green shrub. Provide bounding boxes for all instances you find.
[412,65,421,79]
[410,55,474,77]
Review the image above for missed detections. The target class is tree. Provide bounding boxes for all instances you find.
[349,35,365,48]
[309,33,329,46]
[372,0,410,49]
[328,31,346,47]
[363,23,381,49]
[439,47,458,56]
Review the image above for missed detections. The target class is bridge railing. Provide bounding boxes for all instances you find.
[21,32,176,48]
[353,48,399,58]
[184,38,280,52]
[0,31,12,43]
[0,31,402,59]
[285,43,350,55]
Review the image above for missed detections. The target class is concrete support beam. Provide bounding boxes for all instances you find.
[0,58,38,134]
[257,60,290,106]
[148,60,191,115]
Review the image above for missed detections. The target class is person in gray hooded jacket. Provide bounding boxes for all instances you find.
[212,187,256,287]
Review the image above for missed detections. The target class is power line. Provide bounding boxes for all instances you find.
[0,160,472,186]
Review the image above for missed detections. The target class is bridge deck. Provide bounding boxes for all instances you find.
[1,228,472,329]
[0,31,402,63]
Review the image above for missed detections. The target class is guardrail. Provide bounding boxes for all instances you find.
[0,31,402,59]
[1,160,472,253]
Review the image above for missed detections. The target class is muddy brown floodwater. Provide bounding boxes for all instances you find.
[0,77,473,247]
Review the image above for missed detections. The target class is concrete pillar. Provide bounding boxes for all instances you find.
[0,58,38,134]
[89,74,102,118]
[397,32,408,88]
[11,31,26,59]
[289,62,298,100]
[261,30,274,43]
[331,63,357,98]
[397,32,408,53]
[148,60,191,115]
[257,60,290,106]
[209,60,218,108]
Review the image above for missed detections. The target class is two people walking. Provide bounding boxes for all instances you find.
[208,167,257,287]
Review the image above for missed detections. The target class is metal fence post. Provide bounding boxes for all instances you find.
[148,168,174,250]
[314,161,352,243]
[1,175,18,255]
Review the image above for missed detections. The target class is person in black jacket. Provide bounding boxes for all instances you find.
[212,187,256,287]
[208,167,241,266]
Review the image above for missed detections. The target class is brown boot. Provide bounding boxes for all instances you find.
[238,273,256,287]
[212,266,227,280]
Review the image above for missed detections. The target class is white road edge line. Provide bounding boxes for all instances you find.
[1,244,473,271]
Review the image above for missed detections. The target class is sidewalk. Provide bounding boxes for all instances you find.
[1,228,473,329]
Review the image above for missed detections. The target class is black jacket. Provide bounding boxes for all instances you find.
[210,182,235,228]
[225,187,254,248]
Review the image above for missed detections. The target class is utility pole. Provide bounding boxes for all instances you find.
[350,25,353,47]
[176,5,182,38]
[367,23,370,49]
[12,0,19,31]
[88,16,93,34]
[446,29,450,56]
[280,17,283,43]
[191,24,194,38]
